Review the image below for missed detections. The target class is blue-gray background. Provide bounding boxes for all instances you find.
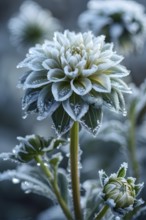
[0,0,146,219]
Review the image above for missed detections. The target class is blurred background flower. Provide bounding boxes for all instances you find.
[78,0,146,55]
[8,1,62,51]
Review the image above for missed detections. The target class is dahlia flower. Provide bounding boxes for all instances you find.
[18,30,130,135]
[8,1,62,50]
[78,0,146,55]
[99,163,144,216]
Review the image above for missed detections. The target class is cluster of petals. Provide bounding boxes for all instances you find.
[9,0,62,49]
[18,30,130,134]
[78,0,146,54]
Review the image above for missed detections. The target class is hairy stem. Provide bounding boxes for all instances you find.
[35,156,73,220]
[128,101,140,180]
[94,205,109,220]
[70,122,83,220]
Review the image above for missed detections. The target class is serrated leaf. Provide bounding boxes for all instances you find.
[57,169,69,204]
[63,93,89,121]
[80,105,103,136]
[52,104,74,136]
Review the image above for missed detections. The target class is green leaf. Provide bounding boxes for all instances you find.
[48,69,66,82]
[37,84,60,119]
[90,74,111,93]
[57,169,69,204]
[63,93,89,121]
[111,78,131,93]
[1,135,62,163]
[80,105,103,136]
[52,81,72,101]
[52,104,73,135]
[49,153,63,169]
[134,183,144,196]
[24,71,49,88]
[71,77,92,95]
[0,164,56,200]
[22,88,40,110]
[117,162,128,178]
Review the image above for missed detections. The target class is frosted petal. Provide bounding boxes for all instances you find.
[63,93,89,121]
[52,81,72,101]
[71,78,92,96]
[24,71,49,88]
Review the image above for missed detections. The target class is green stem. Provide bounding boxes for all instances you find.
[94,205,109,220]
[70,122,83,220]
[128,101,140,180]
[35,156,73,220]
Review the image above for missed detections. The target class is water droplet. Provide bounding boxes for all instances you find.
[37,163,40,166]
[22,113,28,119]
[122,109,127,116]
[44,163,48,167]
[12,178,20,184]
[25,190,31,194]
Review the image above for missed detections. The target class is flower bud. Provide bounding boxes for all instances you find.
[99,163,144,216]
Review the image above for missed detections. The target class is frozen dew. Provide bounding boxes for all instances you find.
[22,112,28,119]
[122,109,127,116]
[12,178,20,184]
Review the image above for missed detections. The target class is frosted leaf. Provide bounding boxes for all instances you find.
[80,105,103,136]
[0,164,56,200]
[63,93,89,121]
[37,84,60,119]
[111,78,131,93]
[71,78,92,96]
[24,71,49,89]
[48,69,66,82]
[42,59,60,70]
[82,89,103,106]
[90,74,111,93]
[22,88,40,110]
[52,105,74,136]
[52,81,72,101]
[27,57,45,71]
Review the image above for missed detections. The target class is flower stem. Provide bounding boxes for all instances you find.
[70,121,83,220]
[35,156,73,220]
[94,205,109,220]
[128,101,140,180]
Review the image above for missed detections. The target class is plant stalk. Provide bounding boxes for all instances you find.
[94,205,109,220]
[70,121,83,220]
[35,156,73,220]
[128,101,140,180]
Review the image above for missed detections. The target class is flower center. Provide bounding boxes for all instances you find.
[71,46,82,55]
